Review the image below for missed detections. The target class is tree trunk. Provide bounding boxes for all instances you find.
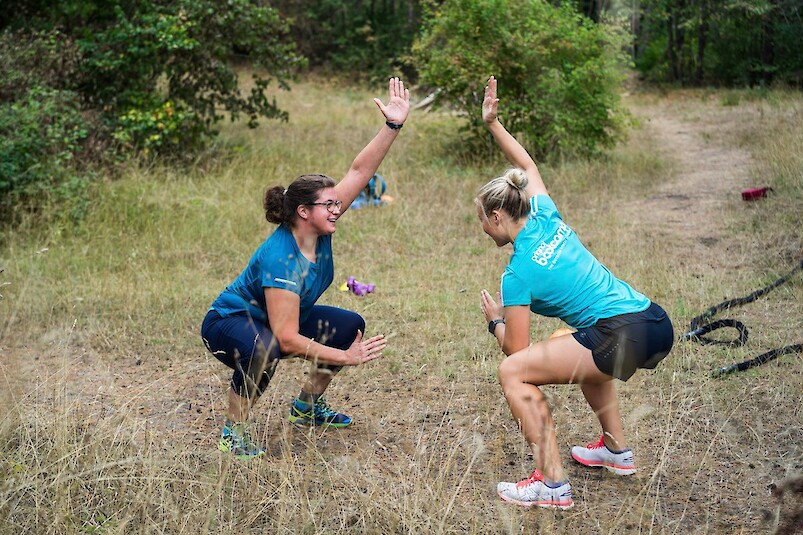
[630,0,641,61]
[695,0,709,85]
[760,6,775,85]
[666,10,679,82]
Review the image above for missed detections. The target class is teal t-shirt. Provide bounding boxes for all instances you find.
[210,224,334,325]
[501,195,650,329]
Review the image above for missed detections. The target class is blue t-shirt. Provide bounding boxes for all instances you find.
[501,195,650,329]
[210,224,334,325]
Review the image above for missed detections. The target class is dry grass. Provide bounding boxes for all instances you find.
[0,80,801,534]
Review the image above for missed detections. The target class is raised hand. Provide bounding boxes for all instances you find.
[482,75,500,125]
[374,77,410,126]
[344,330,387,366]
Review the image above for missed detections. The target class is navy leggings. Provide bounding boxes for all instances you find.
[201,306,365,399]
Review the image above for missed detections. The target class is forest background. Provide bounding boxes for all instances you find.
[1,1,802,534]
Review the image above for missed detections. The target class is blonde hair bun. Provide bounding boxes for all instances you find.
[503,168,528,190]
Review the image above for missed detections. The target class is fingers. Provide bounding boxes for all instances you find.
[363,333,385,345]
[349,333,387,365]
[388,77,404,99]
[376,78,409,122]
[365,339,387,354]
[361,352,384,364]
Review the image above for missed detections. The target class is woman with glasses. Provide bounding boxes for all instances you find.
[201,78,409,458]
[476,77,673,508]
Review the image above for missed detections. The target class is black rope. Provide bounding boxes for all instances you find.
[711,344,803,378]
[680,259,803,377]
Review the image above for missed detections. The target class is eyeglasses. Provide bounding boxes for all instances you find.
[307,200,343,213]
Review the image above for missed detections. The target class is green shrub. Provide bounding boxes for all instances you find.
[412,0,631,160]
[0,28,80,103]
[0,1,305,225]
[0,86,89,221]
[76,1,303,157]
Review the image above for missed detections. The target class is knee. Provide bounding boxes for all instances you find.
[498,358,522,392]
[350,312,366,337]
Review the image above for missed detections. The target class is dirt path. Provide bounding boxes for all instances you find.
[628,102,756,269]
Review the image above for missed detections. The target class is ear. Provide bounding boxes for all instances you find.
[297,204,309,220]
[491,210,502,225]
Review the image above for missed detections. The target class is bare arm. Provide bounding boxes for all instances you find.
[335,77,410,212]
[482,76,548,198]
[265,288,386,366]
[481,289,531,356]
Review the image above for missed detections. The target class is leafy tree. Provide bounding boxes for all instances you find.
[632,0,803,86]
[413,0,631,160]
[0,0,303,223]
[1,0,303,157]
[0,29,89,222]
[0,86,89,221]
[274,0,422,80]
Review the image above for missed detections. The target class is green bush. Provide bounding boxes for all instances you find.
[0,28,80,103]
[0,86,89,220]
[0,1,305,225]
[76,1,303,156]
[412,0,630,160]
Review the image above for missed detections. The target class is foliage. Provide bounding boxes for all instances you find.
[0,85,90,222]
[275,0,421,80]
[632,0,803,87]
[1,1,303,158]
[0,0,303,224]
[74,1,303,155]
[412,0,631,160]
[0,28,80,103]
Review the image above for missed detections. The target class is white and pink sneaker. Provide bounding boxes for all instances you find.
[571,435,636,475]
[497,469,574,509]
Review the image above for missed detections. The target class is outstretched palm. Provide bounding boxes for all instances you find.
[374,77,410,125]
[482,75,499,124]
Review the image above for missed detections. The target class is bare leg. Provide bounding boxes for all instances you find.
[501,380,565,481]
[227,387,252,422]
[580,381,627,450]
[302,366,338,395]
[498,335,613,482]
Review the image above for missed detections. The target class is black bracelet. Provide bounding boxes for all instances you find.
[386,120,403,130]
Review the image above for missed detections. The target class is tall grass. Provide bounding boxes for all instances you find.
[1,80,801,534]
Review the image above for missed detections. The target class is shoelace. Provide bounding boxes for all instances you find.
[314,397,337,417]
[228,426,258,451]
[516,469,544,488]
[586,436,606,449]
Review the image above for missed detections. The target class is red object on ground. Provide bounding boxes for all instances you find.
[741,187,771,201]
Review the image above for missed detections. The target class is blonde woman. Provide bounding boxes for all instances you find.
[477,76,673,508]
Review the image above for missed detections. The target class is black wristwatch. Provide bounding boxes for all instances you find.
[488,318,505,334]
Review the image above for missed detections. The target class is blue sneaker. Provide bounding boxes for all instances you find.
[288,397,352,427]
[218,421,266,460]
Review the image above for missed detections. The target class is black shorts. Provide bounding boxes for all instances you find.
[572,302,674,381]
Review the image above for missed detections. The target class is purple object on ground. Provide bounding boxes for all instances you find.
[347,276,375,296]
